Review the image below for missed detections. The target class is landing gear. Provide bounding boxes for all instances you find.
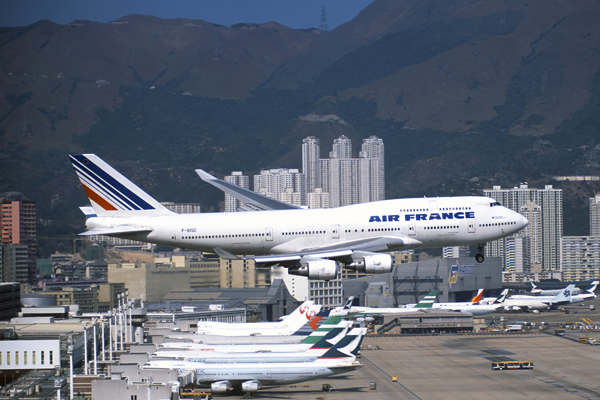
[475,244,485,263]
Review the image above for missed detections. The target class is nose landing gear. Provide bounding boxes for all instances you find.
[475,244,485,263]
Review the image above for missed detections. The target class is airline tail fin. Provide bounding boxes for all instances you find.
[471,289,484,303]
[584,281,599,294]
[69,154,174,217]
[492,289,509,304]
[343,296,354,309]
[550,284,575,305]
[318,327,367,360]
[414,290,438,308]
[530,281,541,294]
[299,315,344,344]
[292,308,328,336]
[307,320,352,350]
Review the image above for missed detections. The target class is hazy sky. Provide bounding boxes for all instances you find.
[0,0,374,29]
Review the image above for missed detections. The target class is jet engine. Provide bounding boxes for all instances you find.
[347,254,392,274]
[292,259,338,280]
[241,380,261,392]
[211,381,232,393]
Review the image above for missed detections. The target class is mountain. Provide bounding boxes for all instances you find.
[1,0,599,256]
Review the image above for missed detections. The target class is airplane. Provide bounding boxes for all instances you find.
[330,290,438,316]
[566,281,598,303]
[429,289,509,315]
[152,324,360,364]
[69,154,528,280]
[156,317,351,355]
[144,327,365,394]
[403,288,485,308]
[502,284,576,311]
[530,281,581,296]
[194,301,322,336]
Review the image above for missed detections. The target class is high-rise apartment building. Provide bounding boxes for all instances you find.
[224,172,249,212]
[484,184,562,272]
[590,194,600,236]
[304,135,385,208]
[359,136,385,203]
[302,136,321,193]
[254,168,306,206]
[1,200,36,284]
[443,246,470,258]
[561,236,600,281]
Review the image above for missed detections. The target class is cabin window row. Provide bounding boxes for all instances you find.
[183,233,266,239]
[283,231,326,236]
[424,226,459,230]
[479,221,517,227]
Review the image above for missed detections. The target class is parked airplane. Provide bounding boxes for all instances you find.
[566,281,598,303]
[152,325,361,365]
[144,327,365,394]
[503,284,576,311]
[530,281,581,296]
[69,154,528,280]
[194,301,322,336]
[403,288,485,308]
[330,290,438,316]
[156,317,351,355]
[430,289,509,315]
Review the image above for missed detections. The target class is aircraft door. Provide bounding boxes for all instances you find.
[429,200,438,213]
[468,220,475,233]
[265,227,273,241]
[332,225,340,239]
[408,223,416,236]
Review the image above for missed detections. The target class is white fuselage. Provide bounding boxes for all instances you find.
[89,196,527,256]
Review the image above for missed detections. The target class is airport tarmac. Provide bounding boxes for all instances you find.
[211,301,600,399]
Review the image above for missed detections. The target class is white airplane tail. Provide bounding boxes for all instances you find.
[584,281,599,294]
[69,154,174,217]
[551,284,576,305]
[492,289,509,304]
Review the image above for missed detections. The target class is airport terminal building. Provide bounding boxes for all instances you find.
[343,257,503,307]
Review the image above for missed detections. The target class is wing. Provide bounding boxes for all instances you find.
[78,226,153,236]
[196,169,301,211]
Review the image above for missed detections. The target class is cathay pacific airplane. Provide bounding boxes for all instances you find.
[69,154,528,280]
[144,327,365,394]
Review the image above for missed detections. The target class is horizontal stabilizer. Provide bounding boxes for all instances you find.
[79,226,153,236]
[196,169,302,211]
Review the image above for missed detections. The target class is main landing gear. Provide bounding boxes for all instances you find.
[475,244,485,263]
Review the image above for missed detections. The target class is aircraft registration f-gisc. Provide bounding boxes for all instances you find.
[69,154,528,280]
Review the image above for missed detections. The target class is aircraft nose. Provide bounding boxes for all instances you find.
[522,215,529,228]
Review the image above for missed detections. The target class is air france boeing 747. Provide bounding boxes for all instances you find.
[69,154,528,280]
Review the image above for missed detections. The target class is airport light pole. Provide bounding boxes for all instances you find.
[92,318,98,375]
[67,336,74,400]
[82,322,88,375]
[101,318,105,362]
[108,311,113,361]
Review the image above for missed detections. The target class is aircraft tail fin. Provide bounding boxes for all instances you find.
[584,281,599,294]
[493,289,509,304]
[318,327,367,360]
[414,290,438,308]
[343,296,354,309]
[530,281,541,294]
[299,315,344,344]
[471,289,484,303]
[551,284,576,304]
[307,320,352,350]
[69,154,174,217]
